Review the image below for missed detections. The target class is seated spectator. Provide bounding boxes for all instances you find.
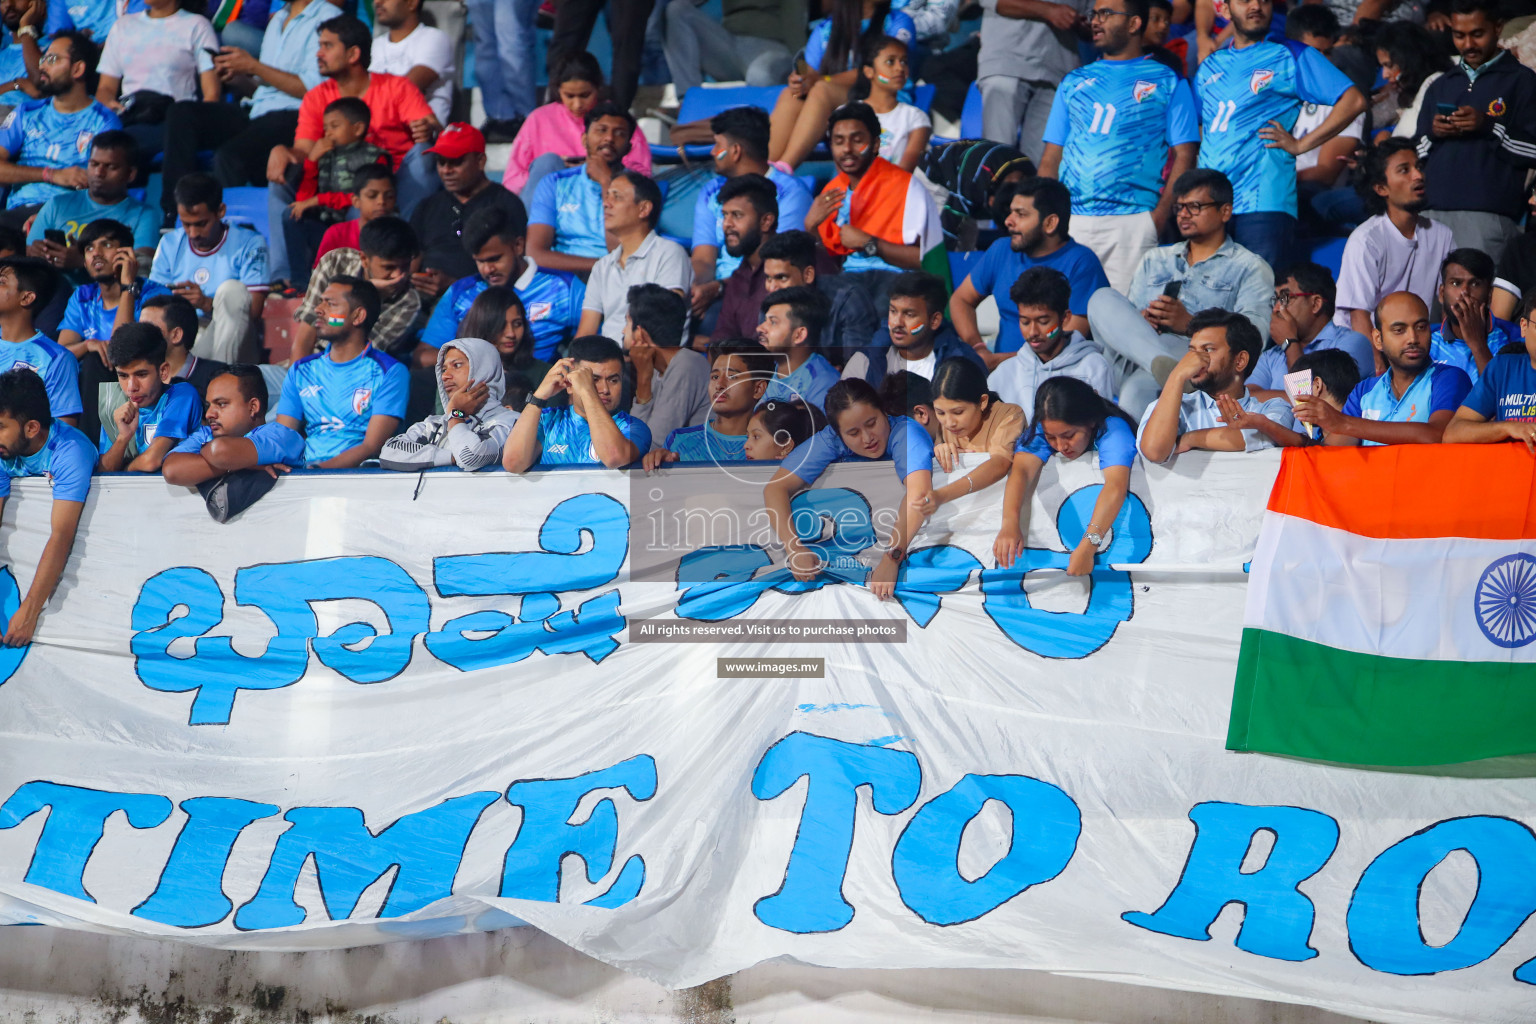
[577,171,691,342]
[1089,169,1273,419]
[1431,248,1516,383]
[644,339,774,469]
[756,229,878,366]
[160,0,341,228]
[378,337,518,471]
[1288,347,1362,419]
[281,96,389,280]
[0,226,61,340]
[845,270,984,385]
[709,174,780,344]
[370,0,454,126]
[922,357,1023,512]
[0,0,46,111]
[266,16,439,286]
[1493,188,1536,322]
[1445,291,1536,443]
[806,102,941,295]
[1294,291,1472,446]
[757,284,838,411]
[1137,308,1303,463]
[768,1,915,169]
[662,0,795,99]
[457,286,547,408]
[995,376,1137,576]
[744,397,824,461]
[422,204,585,362]
[527,102,635,276]
[408,122,524,294]
[0,256,74,421]
[274,275,409,467]
[690,108,813,326]
[26,130,157,266]
[58,218,169,368]
[628,283,709,450]
[150,173,268,363]
[502,51,651,197]
[1250,261,1375,401]
[764,377,932,599]
[143,293,226,396]
[294,215,421,364]
[988,266,1116,415]
[0,366,93,646]
[162,364,306,486]
[94,0,219,166]
[1335,140,1454,337]
[501,334,650,471]
[0,31,120,229]
[315,162,397,262]
[849,35,930,172]
[96,321,202,471]
[951,177,1111,371]
[880,368,938,439]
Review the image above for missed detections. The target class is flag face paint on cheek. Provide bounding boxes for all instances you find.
[324,314,349,328]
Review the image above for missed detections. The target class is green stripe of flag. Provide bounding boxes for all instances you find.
[1228,628,1536,767]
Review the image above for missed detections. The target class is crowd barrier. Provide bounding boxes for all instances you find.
[0,451,1530,1024]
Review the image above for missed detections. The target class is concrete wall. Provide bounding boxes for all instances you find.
[0,926,1381,1024]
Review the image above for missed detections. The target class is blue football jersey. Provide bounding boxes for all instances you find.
[171,422,307,464]
[421,265,586,362]
[1194,39,1352,216]
[1044,56,1199,216]
[275,345,410,464]
[762,352,840,412]
[528,166,607,259]
[59,280,170,342]
[536,405,651,466]
[665,421,748,463]
[0,420,94,501]
[1,334,81,418]
[149,223,269,294]
[0,98,121,208]
[97,380,202,454]
[693,166,814,279]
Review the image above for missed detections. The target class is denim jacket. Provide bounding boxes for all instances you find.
[1126,235,1275,341]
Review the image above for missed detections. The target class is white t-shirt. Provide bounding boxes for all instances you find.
[876,103,930,164]
[371,23,454,124]
[98,9,217,101]
[1292,101,1364,181]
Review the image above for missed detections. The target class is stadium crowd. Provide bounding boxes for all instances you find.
[0,0,1530,627]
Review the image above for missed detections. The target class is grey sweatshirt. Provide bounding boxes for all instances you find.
[380,338,521,472]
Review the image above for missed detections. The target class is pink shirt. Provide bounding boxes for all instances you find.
[502,102,653,193]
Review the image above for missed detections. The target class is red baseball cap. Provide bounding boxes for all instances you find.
[426,122,486,159]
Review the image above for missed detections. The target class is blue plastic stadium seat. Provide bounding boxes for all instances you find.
[223,186,270,246]
[1307,235,1347,279]
[913,83,936,113]
[960,83,983,139]
[653,84,786,163]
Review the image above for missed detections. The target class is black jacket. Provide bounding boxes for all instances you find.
[1417,53,1536,220]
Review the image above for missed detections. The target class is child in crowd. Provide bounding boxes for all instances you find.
[764,377,934,599]
[744,399,825,461]
[995,376,1138,577]
[97,322,203,472]
[459,287,548,410]
[315,165,399,264]
[921,357,1025,514]
[1286,348,1362,443]
[643,339,775,469]
[380,338,520,472]
[286,98,390,281]
[503,51,653,195]
[850,35,931,171]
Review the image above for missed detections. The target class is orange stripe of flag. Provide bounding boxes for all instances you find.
[1267,444,1536,540]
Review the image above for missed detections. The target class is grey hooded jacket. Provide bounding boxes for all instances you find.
[379,338,521,472]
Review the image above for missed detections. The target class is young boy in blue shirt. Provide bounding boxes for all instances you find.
[0,367,95,646]
[162,365,305,486]
[501,334,651,471]
[97,322,203,472]
[1446,292,1536,447]
[642,339,774,470]
[0,256,78,424]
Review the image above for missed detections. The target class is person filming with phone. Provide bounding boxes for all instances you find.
[1086,168,1274,418]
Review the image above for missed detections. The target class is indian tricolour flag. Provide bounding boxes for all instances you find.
[1228,445,1536,767]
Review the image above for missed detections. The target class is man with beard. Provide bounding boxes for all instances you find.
[1292,292,1471,446]
[1037,0,1198,294]
[755,230,878,370]
[1087,168,1273,418]
[1192,0,1362,269]
[407,122,521,293]
[293,215,423,364]
[527,102,634,277]
[163,365,305,485]
[0,30,120,230]
[713,175,779,342]
[1335,140,1453,339]
[27,131,158,268]
[274,275,408,467]
[951,177,1109,373]
[1137,307,1302,463]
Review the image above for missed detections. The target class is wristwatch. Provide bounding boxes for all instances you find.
[525,394,548,409]
[862,238,879,258]
[1086,530,1105,550]
[15,25,38,39]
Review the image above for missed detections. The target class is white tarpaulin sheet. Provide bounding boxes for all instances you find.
[0,451,1532,1024]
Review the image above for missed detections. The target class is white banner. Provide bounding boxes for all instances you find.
[0,453,1533,1024]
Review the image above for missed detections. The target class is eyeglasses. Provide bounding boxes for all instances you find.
[1173,200,1219,215]
[1273,290,1319,306]
[38,53,66,66]
[1089,7,1128,19]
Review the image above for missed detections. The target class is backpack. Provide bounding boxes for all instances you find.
[920,140,1035,250]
